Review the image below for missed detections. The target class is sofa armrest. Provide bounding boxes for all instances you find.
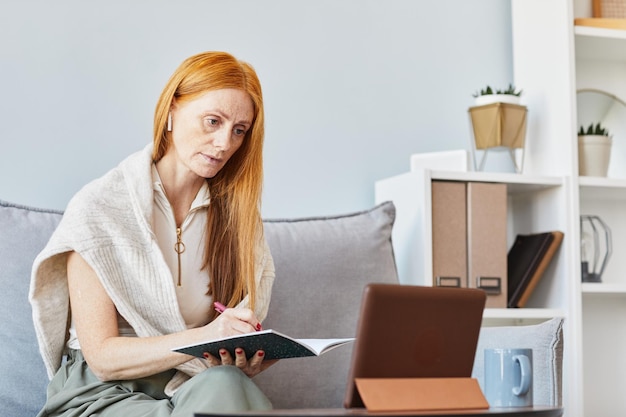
[0,200,63,417]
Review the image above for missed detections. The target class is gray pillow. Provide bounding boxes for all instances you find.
[255,201,399,409]
[471,317,564,407]
[0,200,63,417]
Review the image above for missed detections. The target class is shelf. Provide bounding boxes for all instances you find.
[579,176,626,187]
[582,282,626,294]
[428,170,563,194]
[575,21,626,36]
[579,176,626,200]
[482,308,565,326]
[575,25,626,62]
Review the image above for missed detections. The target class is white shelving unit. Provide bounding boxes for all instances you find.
[375,1,626,416]
[571,4,626,417]
[511,1,626,415]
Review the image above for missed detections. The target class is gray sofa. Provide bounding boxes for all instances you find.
[0,199,563,416]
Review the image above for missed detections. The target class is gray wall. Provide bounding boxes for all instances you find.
[0,0,512,218]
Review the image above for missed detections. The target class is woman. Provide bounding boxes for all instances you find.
[30,51,276,416]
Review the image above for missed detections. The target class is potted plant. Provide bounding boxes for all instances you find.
[468,84,527,173]
[473,84,523,106]
[578,122,612,177]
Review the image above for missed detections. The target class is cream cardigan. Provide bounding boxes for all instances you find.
[29,144,275,393]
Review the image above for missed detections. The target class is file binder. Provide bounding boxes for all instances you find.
[431,181,468,288]
[466,182,508,308]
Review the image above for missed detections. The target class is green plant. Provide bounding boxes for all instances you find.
[579,122,610,137]
[473,83,523,98]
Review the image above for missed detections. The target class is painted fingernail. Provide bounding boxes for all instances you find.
[256,323,262,331]
[219,349,227,355]
[203,352,210,359]
[235,348,244,355]
[257,351,265,357]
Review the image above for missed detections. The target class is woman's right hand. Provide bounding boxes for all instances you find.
[207,306,262,337]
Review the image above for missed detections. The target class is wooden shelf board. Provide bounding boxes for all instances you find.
[575,18,626,32]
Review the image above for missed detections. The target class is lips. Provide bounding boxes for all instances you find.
[201,153,223,164]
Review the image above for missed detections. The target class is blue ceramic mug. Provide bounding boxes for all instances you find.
[484,348,533,407]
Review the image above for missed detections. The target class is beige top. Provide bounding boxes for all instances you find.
[151,164,213,328]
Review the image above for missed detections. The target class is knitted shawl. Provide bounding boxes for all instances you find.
[29,144,274,394]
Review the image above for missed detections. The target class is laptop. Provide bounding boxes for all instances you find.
[343,283,487,409]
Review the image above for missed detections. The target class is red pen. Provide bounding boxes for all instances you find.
[213,301,262,331]
[214,301,228,314]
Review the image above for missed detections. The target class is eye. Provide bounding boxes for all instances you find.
[204,117,219,128]
[234,126,247,136]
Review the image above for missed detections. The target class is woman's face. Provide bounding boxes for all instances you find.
[166,88,254,179]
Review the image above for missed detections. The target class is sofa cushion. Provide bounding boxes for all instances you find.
[0,200,63,417]
[472,317,564,407]
[254,201,399,409]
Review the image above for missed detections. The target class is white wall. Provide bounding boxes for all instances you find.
[0,0,512,218]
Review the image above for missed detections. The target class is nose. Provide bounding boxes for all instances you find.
[213,126,233,151]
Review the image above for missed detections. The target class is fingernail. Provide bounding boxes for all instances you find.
[256,323,262,331]
[203,352,210,359]
[219,349,227,355]
[235,348,243,355]
[257,351,265,357]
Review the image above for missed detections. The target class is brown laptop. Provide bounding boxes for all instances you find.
[343,283,487,408]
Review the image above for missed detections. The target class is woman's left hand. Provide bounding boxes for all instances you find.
[203,349,278,377]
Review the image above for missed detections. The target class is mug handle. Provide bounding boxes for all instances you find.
[512,354,531,396]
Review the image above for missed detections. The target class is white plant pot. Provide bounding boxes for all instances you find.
[578,135,612,177]
[474,94,521,106]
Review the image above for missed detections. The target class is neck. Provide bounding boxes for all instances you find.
[155,158,205,226]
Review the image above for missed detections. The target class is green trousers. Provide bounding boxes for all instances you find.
[37,350,273,417]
